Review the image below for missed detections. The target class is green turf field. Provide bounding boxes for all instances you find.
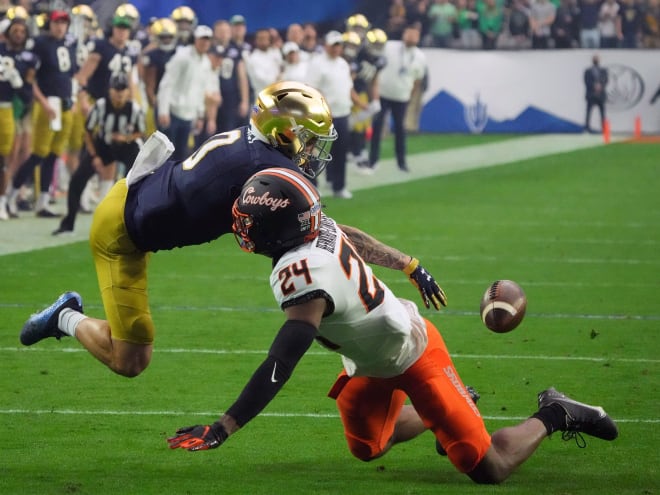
[1,138,658,494]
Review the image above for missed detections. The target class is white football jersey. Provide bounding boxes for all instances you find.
[270,216,428,378]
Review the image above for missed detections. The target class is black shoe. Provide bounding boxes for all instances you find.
[52,225,74,236]
[20,292,83,345]
[436,385,481,456]
[398,164,410,172]
[36,208,62,218]
[537,387,618,446]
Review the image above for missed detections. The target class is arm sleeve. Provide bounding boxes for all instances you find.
[225,319,317,427]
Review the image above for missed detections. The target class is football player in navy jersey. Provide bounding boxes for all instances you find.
[213,19,250,132]
[170,5,197,46]
[65,4,97,195]
[141,17,178,135]
[349,28,388,173]
[19,81,447,380]
[75,14,136,113]
[0,18,29,219]
[6,9,77,218]
[53,72,145,235]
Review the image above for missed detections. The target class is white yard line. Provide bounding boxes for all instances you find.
[0,134,611,256]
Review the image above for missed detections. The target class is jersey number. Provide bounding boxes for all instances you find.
[276,238,385,312]
[181,130,241,170]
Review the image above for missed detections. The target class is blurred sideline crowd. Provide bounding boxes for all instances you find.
[372,0,660,50]
[0,0,657,224]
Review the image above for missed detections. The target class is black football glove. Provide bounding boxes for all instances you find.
[167,421,228,451]
[403,258,447,310]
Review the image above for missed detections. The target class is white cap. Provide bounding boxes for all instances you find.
[325,30,343,45]
[194,25,213,39]
[282,41,299,55]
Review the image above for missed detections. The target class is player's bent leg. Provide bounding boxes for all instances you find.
[74,317,153,377]
[87,179,155,377]
[466,418,547,484]
[333,375,407,461]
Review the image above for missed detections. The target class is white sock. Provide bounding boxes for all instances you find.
[98,180,114,200]
[58,308,86,337]
[36,191,51,211]
[0,195,6,209]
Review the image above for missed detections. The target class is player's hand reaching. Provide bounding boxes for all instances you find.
[403,258,447,310]
[167,421,228,451]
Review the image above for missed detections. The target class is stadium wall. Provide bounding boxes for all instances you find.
[420,49,660,134]
[130,0,355,32]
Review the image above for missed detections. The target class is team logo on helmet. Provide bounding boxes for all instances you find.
[232,168,322,257]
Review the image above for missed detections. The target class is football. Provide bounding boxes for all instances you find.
[479,280,527,333]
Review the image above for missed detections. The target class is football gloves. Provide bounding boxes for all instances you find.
[167,421,228,451]
[403,258,447,310]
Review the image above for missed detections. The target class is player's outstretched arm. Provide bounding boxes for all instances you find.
[339,223,447,309]
[168,299,324,452]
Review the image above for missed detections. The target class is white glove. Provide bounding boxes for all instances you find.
[6,67,23,89]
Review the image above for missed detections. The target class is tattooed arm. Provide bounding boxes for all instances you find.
[338,224,412,270]
[339,223,448,309]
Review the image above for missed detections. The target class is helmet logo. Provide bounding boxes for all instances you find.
[241,186,291,211]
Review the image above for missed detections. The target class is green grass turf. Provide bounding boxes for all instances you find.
[1,140,658,494]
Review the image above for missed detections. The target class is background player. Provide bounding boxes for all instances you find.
[7,9,77,218]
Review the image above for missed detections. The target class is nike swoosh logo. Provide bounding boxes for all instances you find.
[271,362,278,383]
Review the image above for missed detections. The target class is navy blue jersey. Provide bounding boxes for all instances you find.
[0,43,18,102]
[219,45,242,98]
[141,46,176,93]
[124,126,299,252]
[14,46,38,106]
[32,34,77,99]
[354,50,387,94]
[86,37,136,99]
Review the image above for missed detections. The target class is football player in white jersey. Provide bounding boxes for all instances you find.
[168,168,618,485]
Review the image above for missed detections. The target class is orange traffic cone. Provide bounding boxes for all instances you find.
[603,119,611,144]
[634,116,642,139]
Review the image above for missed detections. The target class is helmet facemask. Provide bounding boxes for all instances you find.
[275,119,336,179]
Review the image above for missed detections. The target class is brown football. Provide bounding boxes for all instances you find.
[480,280,527,333]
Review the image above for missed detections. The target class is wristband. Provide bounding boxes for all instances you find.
[403,257,419,276]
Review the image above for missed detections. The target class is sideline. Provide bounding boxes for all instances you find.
[0,134,610,256]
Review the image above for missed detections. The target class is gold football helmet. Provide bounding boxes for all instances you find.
[114,3,139,25]
[72,4,95,21]
[151,17,177,37]
[251,81,337,179]
[171,6,196,23]
[6,6,29,20]
[366,28,387,56]
[346,14,369,30]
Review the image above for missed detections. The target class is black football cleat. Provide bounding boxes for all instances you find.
[436,385,481,456]
[36,208,63,218]
[537,387,618,446]
[20,292,83,345]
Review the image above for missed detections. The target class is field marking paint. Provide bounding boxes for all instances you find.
[0,408,655,424]
[2,346,657,363]
[2,301,658,321]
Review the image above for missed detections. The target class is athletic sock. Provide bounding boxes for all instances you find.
[35,191,51,211]
[531,403,567,435]
[58,308,86,337]
[98,179,114,200]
